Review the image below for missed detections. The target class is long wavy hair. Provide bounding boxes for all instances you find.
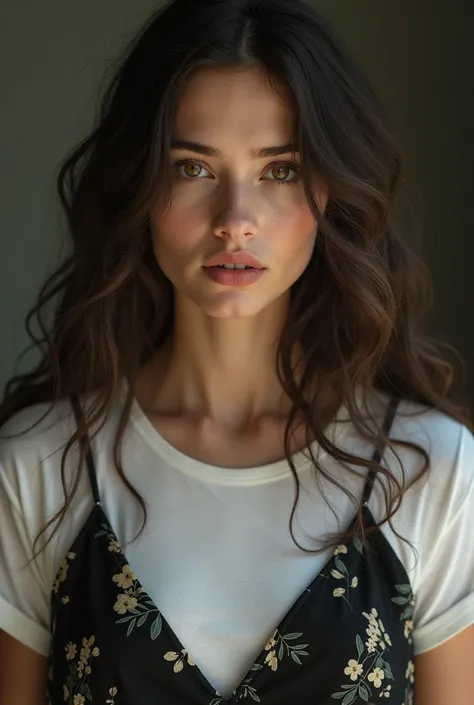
[0,0,471,555]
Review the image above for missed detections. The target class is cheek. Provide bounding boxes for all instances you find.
[151,204,204,265]
[271,201,317,262]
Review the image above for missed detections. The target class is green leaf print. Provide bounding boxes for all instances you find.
[395,584,412,595]
[126,618,136,637]
[358,682,369,701]
[382,659,394,680]
[342,689,357,705]
[392,596,410,605]
[356,634,364,660]
[335,557,349,576]
[150,614,163,640]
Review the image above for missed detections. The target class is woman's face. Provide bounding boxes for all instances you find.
[150,64,328,319]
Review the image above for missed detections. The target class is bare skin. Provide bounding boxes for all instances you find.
[0,631,46,705]
[134,64,474,703]
[3,64,473,705]
[136,64,331,467]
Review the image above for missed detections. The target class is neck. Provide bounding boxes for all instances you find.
[136,292,296,430]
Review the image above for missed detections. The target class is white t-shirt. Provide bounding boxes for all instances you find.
[1,384,474,697]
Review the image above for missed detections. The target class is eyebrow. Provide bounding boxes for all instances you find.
[170,139,299,159]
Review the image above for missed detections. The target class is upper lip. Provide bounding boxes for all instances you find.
[203,251,265,269]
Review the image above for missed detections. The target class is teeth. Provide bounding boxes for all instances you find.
[219,264,252,269]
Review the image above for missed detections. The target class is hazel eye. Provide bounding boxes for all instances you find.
[270,166,291,180]
[264,163,300,184]
[175,160,211,180]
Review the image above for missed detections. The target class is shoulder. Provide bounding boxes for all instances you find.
[364,390,473,491]
[369,392,474,574]
[0,397,76,456]
[390,395,474,502]
[0,399,82,541]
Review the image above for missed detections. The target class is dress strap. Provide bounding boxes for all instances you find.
[70,394,101,506]
[361,395,400,507]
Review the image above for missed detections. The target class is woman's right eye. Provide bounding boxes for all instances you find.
[174,160,212,180]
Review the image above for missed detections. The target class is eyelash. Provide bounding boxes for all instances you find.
[173,159,301,187]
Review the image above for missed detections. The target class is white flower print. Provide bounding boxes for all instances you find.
[404,619,414,642]
[262,628,309,672]
[391,583,415,646]
[334,544,348,555]
[368,666,385,688]
[108,538,121,553]
[65,642,77,661]
[344,659,363,681]
[366,637,377,654]
[164,649,196,673]
[61,634,99,704]
[52,552,76,595]
[332,609,395,704]
[327,549,359,610]
[112,565,136,589]
[405,659,415,684]
[379,683,392,698]
[106,686,118,705]
[264,650,278,671]
[113,593,138,615]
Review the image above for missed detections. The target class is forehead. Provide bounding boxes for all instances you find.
[173,65,295,143]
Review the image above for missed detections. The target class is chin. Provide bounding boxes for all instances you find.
[195,292,269,319]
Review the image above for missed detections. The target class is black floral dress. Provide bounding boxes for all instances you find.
[46,395,415,705]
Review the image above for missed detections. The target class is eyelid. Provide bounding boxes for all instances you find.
[173,158,300,180]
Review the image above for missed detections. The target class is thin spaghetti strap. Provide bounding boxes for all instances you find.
[361,395,400,507]
[70,394,102,506]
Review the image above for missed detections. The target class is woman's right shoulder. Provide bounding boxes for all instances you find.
[0,398,81,510]
[0,398,77,466]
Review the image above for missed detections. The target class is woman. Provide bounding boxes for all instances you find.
[0,0,473,703]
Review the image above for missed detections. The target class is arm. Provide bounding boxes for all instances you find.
[414,624,474,705]
[0,630,47,705]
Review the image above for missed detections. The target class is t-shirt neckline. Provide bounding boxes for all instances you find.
[121,377,356,486]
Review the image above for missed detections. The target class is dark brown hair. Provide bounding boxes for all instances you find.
[1,0,471,555]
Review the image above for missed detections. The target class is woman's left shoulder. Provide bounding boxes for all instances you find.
[391,396,474,493]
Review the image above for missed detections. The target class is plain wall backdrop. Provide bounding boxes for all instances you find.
[1,1,472,405]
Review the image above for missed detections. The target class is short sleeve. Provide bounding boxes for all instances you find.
[0,462,51,655]
[412,424,474,654]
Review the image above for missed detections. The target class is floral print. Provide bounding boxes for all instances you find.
[331,608,396,704]
[164,649,196,673]
[111,563,163,639]
[48,467,414,705]
[106,686,118,705]
[61,635,99,704]
[48,508,415,704]
[263,629,309,670]
[391,584,415,645]
[324,542,361,610]
[344,659,363,681]
[52,552,76,595]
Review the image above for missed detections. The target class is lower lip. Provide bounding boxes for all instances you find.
[203,266,265,286]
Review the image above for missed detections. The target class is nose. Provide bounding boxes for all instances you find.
[212,185,258,244]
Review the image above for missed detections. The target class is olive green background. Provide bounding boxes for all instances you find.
[1,1,472,405]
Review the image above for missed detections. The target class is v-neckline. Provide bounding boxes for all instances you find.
[83,502,372,703]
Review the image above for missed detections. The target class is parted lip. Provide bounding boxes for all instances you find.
[203,251,265,269]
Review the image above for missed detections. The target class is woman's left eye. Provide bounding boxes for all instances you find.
[264,163,300,185]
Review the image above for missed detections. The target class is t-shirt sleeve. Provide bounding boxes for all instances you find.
[412,423,474,654]
[0,461,51,655]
